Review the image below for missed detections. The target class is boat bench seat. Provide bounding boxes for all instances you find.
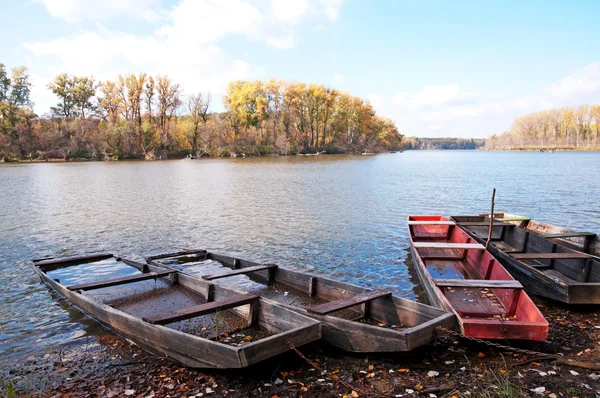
[435,279,523,289]
[143,293,260,325]
[542,232,596,239]
[35,253,114,271]
[457,222,516,227]
[307,290,392,315]
[202,264,277,281]
[407,221,455,225]
[413,242,485,250]
[509,252,591,260]
[67,270,177,291]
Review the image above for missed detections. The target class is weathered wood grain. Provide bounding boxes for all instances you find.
[143,294,259,325]
[67,270,177,291]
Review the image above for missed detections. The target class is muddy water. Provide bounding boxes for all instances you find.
[1,151,599,361]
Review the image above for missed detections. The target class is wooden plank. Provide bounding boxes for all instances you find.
[117,257,148,272]
[435,279,522,289]
[542,232,596,238]
[34,253,114,269]
[407,221,455,225]
[458,222,515,227]
[201,264,277,281]
[143,294,259,325]
[413,242,485,250]
[509,252,591,259]
[307,290,391,315]
[495,217,531,222]
[146,249,207,261]
[67,270,177,291]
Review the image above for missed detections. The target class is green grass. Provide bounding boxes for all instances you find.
[461,369,523,398]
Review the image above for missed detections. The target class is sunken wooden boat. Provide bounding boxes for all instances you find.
[146,250,455,353]
[408,215,548,340]
[476,213,599,258]
[32,254,320,368]
[452,214,600,304]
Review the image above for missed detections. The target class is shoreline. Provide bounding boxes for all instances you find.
[3,295,600,397]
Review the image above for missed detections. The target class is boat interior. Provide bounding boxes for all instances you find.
[452,215,600,285]
[409,216,545,324]
[147,250,448,332]
[33,255,312,343]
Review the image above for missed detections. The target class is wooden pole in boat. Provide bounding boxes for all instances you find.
[486,188,496,249]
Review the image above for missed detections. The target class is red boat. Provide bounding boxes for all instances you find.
[408,215,548,340]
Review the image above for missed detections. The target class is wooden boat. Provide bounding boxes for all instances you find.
[452,214,600,304]
[477,212,599,258]
[146,249,456,353]
[32,254,320,368]
[408,215,548,340]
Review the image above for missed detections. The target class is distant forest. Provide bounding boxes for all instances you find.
[403,137,485,150]
[486,105,600,150]
[0,63,404,161]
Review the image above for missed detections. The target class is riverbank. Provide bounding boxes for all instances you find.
[0,151,402,163]
[3,295,600,397]
[485,147,600,151]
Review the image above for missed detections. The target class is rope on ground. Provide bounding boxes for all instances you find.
[286,340,382,397]
[436,326,600,370]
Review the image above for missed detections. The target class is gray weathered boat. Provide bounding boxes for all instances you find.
[33,254,320,368]
[477,213,599,258]
[146,249,456,353]
[451,215,600,304]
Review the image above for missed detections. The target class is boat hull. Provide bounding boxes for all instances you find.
[148,250,456,353]
[452,215,600,304]
[408,215,548,341]
[33,256,321,368]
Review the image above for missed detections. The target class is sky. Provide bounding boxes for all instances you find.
[1,0,600,138]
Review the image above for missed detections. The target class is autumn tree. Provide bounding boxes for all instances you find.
[0,64,34,158]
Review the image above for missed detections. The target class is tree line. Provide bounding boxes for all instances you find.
[487,105,600,149]
[402,137,485,150]
[0,63,403,161]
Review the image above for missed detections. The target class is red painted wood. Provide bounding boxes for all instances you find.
[408,215,549,341]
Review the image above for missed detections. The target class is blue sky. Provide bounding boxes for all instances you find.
[1,0,600,138]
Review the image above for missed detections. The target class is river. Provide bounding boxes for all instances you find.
[1,150,599,361]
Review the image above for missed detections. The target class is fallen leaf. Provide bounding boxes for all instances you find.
[301,386,308,392]
[427,371,439,377]
[530,387,545,394]
[124,389,135,396]
[415,384,424,391]
[159,374,166,378]
[531,362,541,366]
[477,352,485,358]
[351,392,359,398]
[368,365,374,371]
[397,368,408,373]
[280,371,289,378]
[332,369,340,374]
[570,370,580,376]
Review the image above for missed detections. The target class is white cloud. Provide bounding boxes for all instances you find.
[317,0,343,21]
[271,0,311,24]
[36,0,163,22]
[548,62,600,101]
[266,35,299,49]
[369,62,600,138]
[332,72,343,85]
[157,0,263,45]
[26,0,345,113]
